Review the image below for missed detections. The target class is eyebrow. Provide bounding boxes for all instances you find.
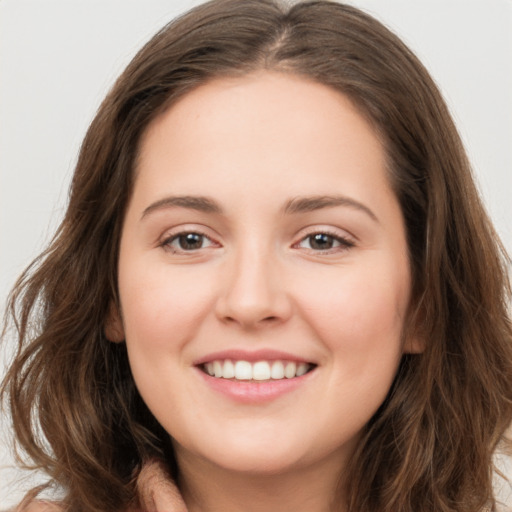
[284,195,379,222]
[141,195,222,219]
[141,194,378,222]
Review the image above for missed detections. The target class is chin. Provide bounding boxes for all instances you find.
[210,449,306,475]
[175,430,312,475]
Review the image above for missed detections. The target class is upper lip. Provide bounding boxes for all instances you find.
[193,349,315,366]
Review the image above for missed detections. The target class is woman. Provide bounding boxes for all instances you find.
[2,0,511,511]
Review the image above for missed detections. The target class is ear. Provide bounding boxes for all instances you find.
[104,301,125,343]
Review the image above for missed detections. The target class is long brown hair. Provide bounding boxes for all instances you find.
[2,1,511,511]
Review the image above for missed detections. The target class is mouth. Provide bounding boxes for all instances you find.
[198,359,317,381]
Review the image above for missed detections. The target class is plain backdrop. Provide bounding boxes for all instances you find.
[1,0,511,508]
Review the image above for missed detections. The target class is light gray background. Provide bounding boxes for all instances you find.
[1,0,511,508]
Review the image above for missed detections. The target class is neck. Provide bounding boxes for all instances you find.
[175,449,348,512]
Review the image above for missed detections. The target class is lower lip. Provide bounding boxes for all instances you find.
[195,367,316,404]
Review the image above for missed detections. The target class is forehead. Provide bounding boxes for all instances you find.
[135,71,390,196]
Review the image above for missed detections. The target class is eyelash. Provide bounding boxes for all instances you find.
[161,231,217,254]
[160,229,355,255]
[294,230,355,254]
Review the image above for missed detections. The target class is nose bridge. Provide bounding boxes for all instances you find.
[216,237,291,327]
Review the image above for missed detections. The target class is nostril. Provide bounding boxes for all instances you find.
[219,313,283,327]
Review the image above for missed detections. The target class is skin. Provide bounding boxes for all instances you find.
[107,71,418,512]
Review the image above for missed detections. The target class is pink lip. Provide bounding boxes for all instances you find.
[193,348,313,366]
[194,366,316,404]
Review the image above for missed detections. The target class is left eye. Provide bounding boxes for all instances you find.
[297,233,353,251]
[164,232,214,252]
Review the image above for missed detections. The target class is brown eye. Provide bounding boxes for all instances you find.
[165,232,213,252]
[308,233,335,250]
[178,233,204,250]
[297,232,354,252]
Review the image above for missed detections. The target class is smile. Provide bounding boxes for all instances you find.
[202,360,316,381]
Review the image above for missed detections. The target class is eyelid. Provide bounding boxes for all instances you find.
[294,224,357,241]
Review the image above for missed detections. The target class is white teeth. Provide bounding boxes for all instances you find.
[234,360,252,380]
[296,362,308,377]
[223,360,235,379]
[213,360,223,378]
[270,361,285,379]
[252,361,271,381]
[284,362,296,378]
[202,359,313,380]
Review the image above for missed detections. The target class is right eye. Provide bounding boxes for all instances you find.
[162,232,215,253]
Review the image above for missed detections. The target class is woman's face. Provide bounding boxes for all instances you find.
[112,71,416,476]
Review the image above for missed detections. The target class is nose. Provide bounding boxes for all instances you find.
[215,246,293,329]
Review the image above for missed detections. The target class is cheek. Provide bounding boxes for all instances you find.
[277,261,411,448]
[295,261,409,360]
[117,263,217,418]
[118,260,215,354]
